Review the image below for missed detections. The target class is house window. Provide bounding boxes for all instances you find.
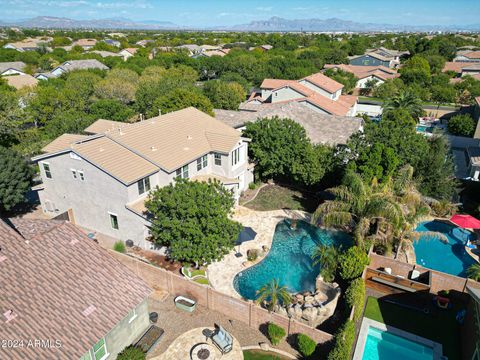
[137,177,151,195]
[175,165,189,179]
[71,169,77,179]
[109,213,119,230]
[196,155,208,171]
[42,163,52,179]
[93,338,108,360]
[231,148,241,166]
[128,308,137,323]
[214,153,222,166]
[79,171,85,181]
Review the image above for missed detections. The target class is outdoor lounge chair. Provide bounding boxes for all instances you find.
[212,325,233,354]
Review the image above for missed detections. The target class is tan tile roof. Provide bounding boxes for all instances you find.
[5,74,38,89]
[84,119,131,134]
[108,107,242,172]
[71,136,159,184]
[302,94,352,116]
[324,64,399,81]
[261,78,297,89]
[73,38,97,46]
[302,72,344,93]
[0,218,151,359]
[123,47,139,55]
[42,133,90,153]
[443,61,472,73]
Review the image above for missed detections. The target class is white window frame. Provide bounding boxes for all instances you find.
[42,162,52,179]
[196,155,208,171]
[109,212,119,230]
[137,176,151,195]
[175,165,189,179]
[214,153,222,166]
[231,147,242,167]
[92,337,109,360]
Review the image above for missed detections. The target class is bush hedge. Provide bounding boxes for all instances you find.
[267,322,286,346]
[327,320,356,360]
[116,345,145,360]
[113,240,126,253]
[297,333,316,357]
[345,278,366,321]
[338,246,369,281]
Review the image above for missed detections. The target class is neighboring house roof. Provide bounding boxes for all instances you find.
[53,59,109,73]
[0,61,26,74]
[203,50,229,57]
[121,48,138,55]
[324,64,399,81]
[443,61,473,73]
[5,74,38,89]
[73,38,97,47]
[42,133,90,153]
[301,72,344,93]
[3,41,40,50]
[90,50,122,58]
[0,218,151,359]
[301,93,353,116]
[84,119,131,134]
[215,101,363,145]
[462,51,480,60]
[260,78,297,89]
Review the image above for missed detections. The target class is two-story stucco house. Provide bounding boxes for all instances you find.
[349,47,409,68]
[246,72,357,116]
[323,64,400,89]
[32,107,254,249]
[0,217,152,360]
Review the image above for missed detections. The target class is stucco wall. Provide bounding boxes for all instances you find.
[356,76,384,89]
[271,87,305,103]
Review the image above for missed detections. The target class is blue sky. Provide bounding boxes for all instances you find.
[1,0,479,26]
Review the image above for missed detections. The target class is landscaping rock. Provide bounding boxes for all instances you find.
[259,342,270,351]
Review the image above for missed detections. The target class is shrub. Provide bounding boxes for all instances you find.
[447,114,475,137]
[117,345,145,360]
[338,246,369,281]
[327,320,356,360]
[267,322,286,346]
[113,241,126,253]
[248,182,256,190]
[247,249,259,261]
[297,333,316,357]
[345,278,366,321]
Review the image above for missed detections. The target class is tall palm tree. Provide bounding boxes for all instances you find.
[256,279,292,311]
[312,244,339,282]
[383,90,423,119]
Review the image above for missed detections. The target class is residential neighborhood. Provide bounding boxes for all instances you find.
[1,2,480,360]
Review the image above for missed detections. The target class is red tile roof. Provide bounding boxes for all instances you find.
[301,72,344,93]
[260,78,297,89]
[324,64,399,81]
[0,218,151,359]
[463,51,480,59]
[443,62,473,73]
[301,94,352,116]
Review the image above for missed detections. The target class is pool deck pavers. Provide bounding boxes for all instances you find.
[208,206,311,298]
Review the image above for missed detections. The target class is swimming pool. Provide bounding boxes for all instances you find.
[416,125,433,133]
[233,220,351,300]
[414,220,476,277]
[361,326,434,360]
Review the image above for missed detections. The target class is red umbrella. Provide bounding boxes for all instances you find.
[450,214,480,229]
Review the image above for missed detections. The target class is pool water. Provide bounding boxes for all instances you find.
[416,125,433,133]
[362,327,434,360]
[233,220,351,300]
[414,220,476,277]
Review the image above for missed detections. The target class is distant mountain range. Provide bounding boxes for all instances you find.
[0,16,479,32]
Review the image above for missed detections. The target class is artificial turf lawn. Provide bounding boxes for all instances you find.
[364,296,461,360]
[243,350,288,360]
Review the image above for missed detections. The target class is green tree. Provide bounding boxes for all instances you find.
[89,99,135,121]
[372,78,405,100]
[145,178,241,264]
[400,55,431,85]
[0,147,34,213]
[467,264,480,281]
[256,279,292,311]
[203,80,246,110]
[324,68,357,94]
[383,90,424,119]
[244,117,332,185]
[94,68,139,104]
[151,87,214,117]
[297,334,317,357]
[447,114,476,137]
[345,278,366,321]
[312,244,339,282]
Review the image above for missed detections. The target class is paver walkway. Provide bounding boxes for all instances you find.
[208,207,310,298]
[154,327,243,360]
[146,296,299,359]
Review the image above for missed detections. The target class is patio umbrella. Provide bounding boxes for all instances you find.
[235,227,257,257]
[450,214,480,229]
[450,214,480,244]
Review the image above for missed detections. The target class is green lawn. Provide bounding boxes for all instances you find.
[193,277,209,285]
[243,350,289,360]
[244,185,319,212]
[364,296,461,360]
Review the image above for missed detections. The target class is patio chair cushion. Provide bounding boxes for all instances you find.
[212,326,233,350]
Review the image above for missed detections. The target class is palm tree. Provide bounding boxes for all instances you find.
[256,279,292,311]
[312,244,339,282]
[383,90,423,119]
[467,264,480,281]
